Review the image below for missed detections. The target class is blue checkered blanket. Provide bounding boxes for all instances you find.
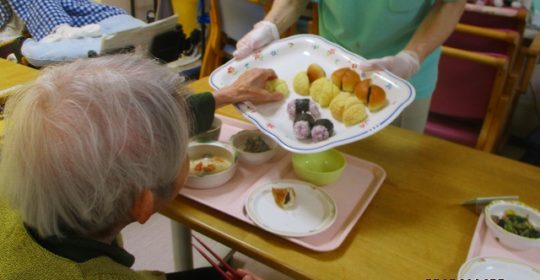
[4,0,126,40]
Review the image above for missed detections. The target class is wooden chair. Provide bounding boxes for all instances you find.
[458,4,540,95]
[425,46,509,152]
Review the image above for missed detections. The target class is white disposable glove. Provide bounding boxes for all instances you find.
[360,50,420,80]
[233,21,280,60]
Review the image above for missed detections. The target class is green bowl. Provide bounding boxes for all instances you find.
[291,149,346,186]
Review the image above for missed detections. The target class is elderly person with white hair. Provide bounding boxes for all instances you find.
[0,54,281,279]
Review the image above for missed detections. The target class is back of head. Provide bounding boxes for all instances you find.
[0,54,191,238]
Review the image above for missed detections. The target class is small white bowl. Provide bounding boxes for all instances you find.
[186,141,237,189]
[230,130,278,165]
[484,200,540,251]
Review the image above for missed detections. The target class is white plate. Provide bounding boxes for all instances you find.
[210,34,416,154]
[245,179,337,237]
[458,257,540,280]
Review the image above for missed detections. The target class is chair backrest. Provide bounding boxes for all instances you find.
[445,23,519,67]
[431,47,507,119]
[429,46,508,151]
[460,4,527,34]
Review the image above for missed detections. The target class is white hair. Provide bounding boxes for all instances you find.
[0,54,191,237]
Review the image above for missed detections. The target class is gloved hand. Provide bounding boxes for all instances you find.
[233,21,279,60]
[360,50,420,80]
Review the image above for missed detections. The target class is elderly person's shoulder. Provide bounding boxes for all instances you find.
[0,198,164,280]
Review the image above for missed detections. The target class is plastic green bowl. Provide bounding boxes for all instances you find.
[292,149,346,186]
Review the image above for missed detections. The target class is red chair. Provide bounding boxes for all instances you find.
[425,46,508,152]
[458,4,540,95]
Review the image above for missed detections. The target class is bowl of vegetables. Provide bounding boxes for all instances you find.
[230,130,278,165]
[484,200,540,251]
[186,141,238,189]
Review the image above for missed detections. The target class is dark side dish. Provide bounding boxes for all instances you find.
[492,209,540,238]
[244,136,271,153]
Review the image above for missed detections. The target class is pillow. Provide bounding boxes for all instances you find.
[22,15,145,67]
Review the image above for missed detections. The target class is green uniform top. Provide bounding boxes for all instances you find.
[318,0,456,99]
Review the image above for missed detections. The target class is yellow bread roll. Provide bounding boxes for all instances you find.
[329,92,352,121]
[293,71,310,96]
[344,96,362,110]
[343,103,367,126]
[309,78,340,107]
[265,79,290,98]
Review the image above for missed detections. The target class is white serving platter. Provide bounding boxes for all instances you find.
[210,34,415,154]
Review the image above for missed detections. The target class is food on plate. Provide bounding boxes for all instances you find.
[331,67,361,92]
[354,78,371,104]
[287,98,321,120]
[293,112,315,140]
[492,209,540,238]
[265,78,290,97]
[243,135,271,153]
[307,63,326,83]
[368,85,387,111]
[329,92,352,121]
[309,78,340,107]
[189,155,232,176]
[271,187,296,209]
[293,71,310,96]
[342,98,367,126]
[311,119,334,143]
[354,79,387,111]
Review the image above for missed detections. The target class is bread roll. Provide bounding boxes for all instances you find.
[354,78,372,105]
[329,92,351,121]
[331,68,360,92]
[265,79,290,97]
[293,71,310,96]
[310,78,339,107]
[331,68,348,89]
[307,64,326,83]
[368,85,387,111]
[342,103,367,126]
[341,70,361,92]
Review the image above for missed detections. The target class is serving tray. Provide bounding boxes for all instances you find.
[180,116,386,251]
[466,214,540,269]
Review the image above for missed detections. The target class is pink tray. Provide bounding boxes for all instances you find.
[180,116,386,252]
[466,214,540,268]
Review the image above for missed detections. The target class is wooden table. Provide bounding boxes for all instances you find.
[2,62,538,279]
[0,59,38,91]
[161,77,540,280]
[0,59,38,134]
